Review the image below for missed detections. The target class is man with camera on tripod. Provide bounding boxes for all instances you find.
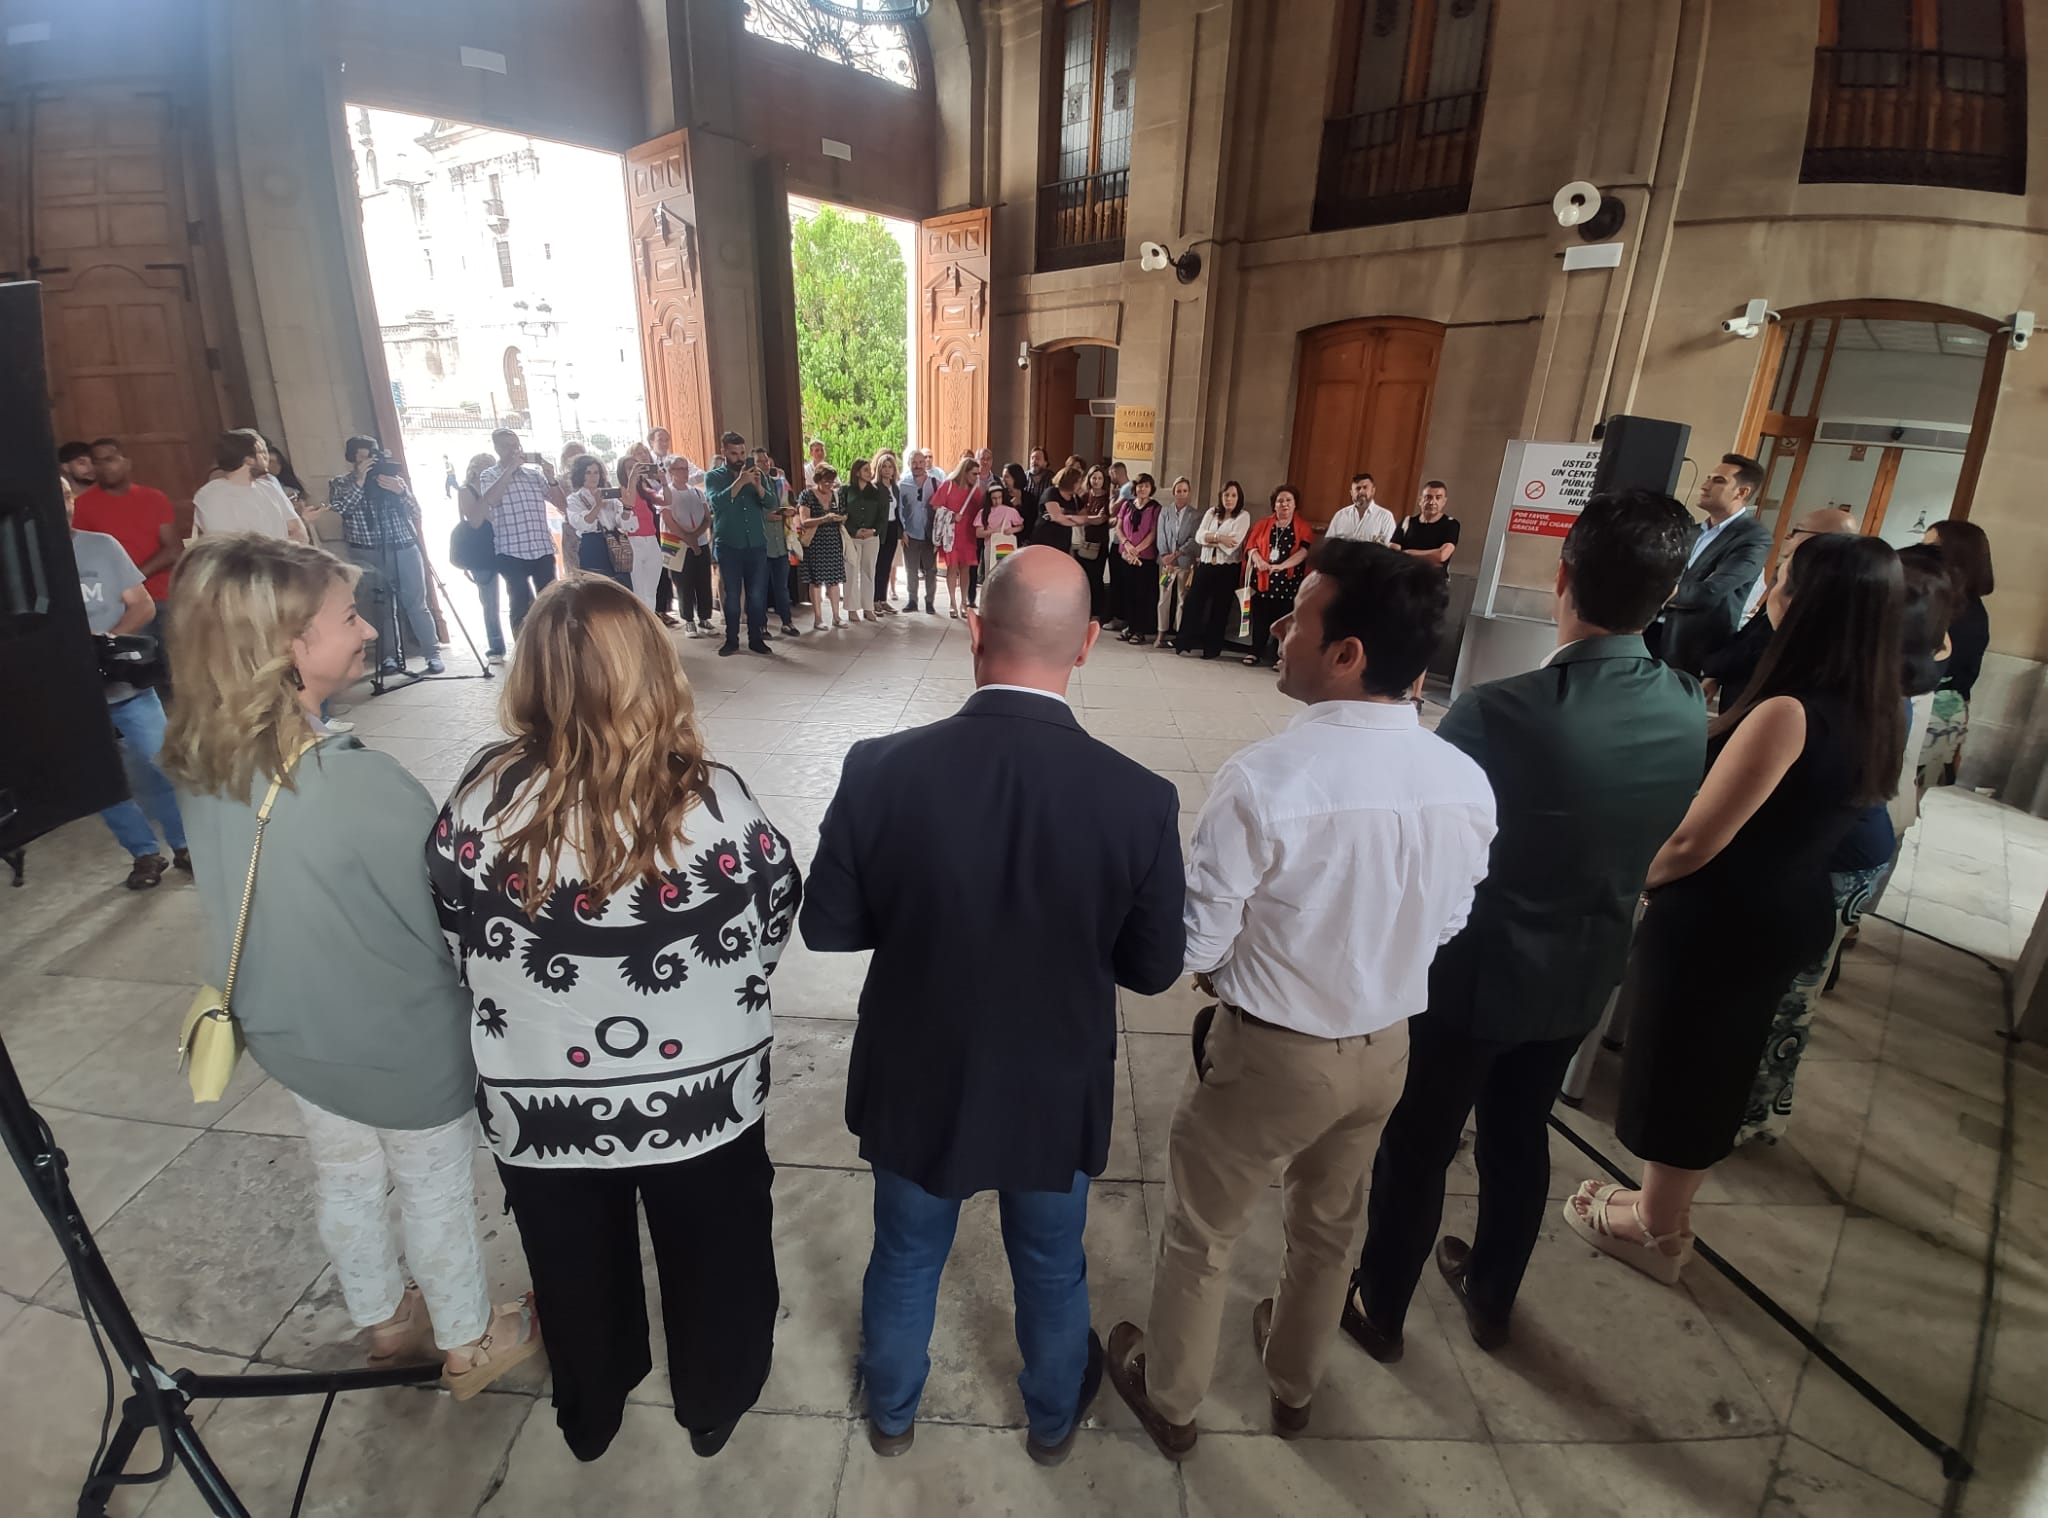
[328,437,443,676]
[66,484,189,889]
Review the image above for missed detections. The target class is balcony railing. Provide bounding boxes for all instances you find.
[1037,168,1129,272]
[1312,92,1485,233]
[1802,47,2025,194]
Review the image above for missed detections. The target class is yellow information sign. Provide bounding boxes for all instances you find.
[1112,405,1156,461]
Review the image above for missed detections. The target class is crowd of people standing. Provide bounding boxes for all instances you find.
[52,408,2006,1488]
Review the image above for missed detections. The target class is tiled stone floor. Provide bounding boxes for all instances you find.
[4,610,2046,1516]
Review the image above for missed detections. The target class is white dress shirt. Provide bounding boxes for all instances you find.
[1184,699,1497,1039]
[1325,501,1397,545]
[1687,511,1736,566]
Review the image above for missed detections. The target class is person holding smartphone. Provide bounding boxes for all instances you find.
[567,456,631,589]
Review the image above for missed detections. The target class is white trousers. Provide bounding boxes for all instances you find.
[629,536,664,607]
[848,532,883,607]
[293,1094,491,1348]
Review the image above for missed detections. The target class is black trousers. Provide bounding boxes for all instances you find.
[876,519,901,602]
[1175,562,1238,657]
[1354,1010,1583,1331]
[1109,554,1158,636]
[670,547,714,625]
[497,551,557,634]
[495,1122,779,1461]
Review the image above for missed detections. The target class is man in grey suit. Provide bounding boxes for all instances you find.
[1648,453,1770,675]
[1343,488,1708,1359]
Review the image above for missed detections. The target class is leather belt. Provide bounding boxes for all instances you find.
[1226,1003,1375,1043]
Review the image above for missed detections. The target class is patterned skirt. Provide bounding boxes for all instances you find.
[1916,688,1969,789]
[1736,863,1886,1145]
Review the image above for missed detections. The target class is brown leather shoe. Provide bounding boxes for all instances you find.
[124,853,168,890]
[1436,1237,1510,1351]
[1250,1298,1310,1438]
[1338,1281,1405,1364]
[1104,1321,1196,1462]
[867,1420,914,1457]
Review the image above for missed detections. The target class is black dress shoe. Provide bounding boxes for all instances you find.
[1436,1237,1510,1351]
[1105,1322,1196,1462]
[689,1415,741,1457]
[1250,1298,1309,1438]
[748,638,773,655]
[717,641,739,657]
[1026,1328,1105,1467]
[867,1419,914,1457]
[1338,1282,1404,1364]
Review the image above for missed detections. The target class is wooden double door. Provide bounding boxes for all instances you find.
[6,82,229,516]
[1287,318,1443,529]
[625,130,991,475]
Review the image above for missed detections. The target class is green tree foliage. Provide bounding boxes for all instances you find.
[791,206,907,477]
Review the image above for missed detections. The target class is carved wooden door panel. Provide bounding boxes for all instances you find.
[1286,318,1443,531]
[625,130,714,470]
[30,83,218,507]
[916,208,990,469]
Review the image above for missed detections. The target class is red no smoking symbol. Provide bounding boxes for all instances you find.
[1523,480,1547,500]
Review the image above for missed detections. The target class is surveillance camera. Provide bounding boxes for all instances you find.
[1017,340,1032,370]
[2007,310,2035,351]
[1720,298,1772,339]
[1138,241,1170,273]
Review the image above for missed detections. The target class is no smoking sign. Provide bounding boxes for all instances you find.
[1523,479,1547,500]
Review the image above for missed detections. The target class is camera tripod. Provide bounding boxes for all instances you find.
[0,1036,440,1517]
[357,539,495,700]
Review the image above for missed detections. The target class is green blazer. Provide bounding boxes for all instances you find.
[1427,634,1706,1044]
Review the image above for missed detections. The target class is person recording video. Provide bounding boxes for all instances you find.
[66,481,189,890]
[328,439,443,677]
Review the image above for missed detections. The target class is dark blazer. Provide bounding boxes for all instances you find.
[1656,512,1769,675]
[799,687,1186,1197]
[1426,635,1706,1044]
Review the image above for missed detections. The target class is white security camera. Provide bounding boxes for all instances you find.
[1138,241,1170,273]
[2005,310,2034,351]
[1721,298,1773,339]
[1017,340,1031,370]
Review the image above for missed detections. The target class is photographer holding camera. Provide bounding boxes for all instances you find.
[328,438,444,677]
[66,480,189,889]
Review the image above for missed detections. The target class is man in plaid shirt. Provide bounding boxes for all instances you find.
[476,427,565,633]
[328,436,442,674]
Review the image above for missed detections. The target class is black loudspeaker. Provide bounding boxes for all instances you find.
[0,281,127,854]
[1593,414,1691,498]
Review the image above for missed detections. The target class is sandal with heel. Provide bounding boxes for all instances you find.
[1561,1182,1694,1286]
[442,1292,544,1401]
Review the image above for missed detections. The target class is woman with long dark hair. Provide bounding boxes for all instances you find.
[1078,463,1114,621]
[1565,533,1904,1280]
[1738,541,1956,1144]
[1173,481,1251,660]
[1917,518,1993,790]
[429,576,801,1461]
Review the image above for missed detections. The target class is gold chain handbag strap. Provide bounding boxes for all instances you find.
[219,741,312,1011]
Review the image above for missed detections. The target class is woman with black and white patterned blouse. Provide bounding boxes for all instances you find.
[428,575,802,1464]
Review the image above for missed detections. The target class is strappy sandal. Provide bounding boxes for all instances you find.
[365,1283,435,1365]
[442,1292,543,1401]
[1560,1183,1694,1286]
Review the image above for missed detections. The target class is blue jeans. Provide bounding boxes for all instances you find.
[99,691,186,859]
[469,566,506,655]
[719,542,769,645]
[861,1168,1091,1444]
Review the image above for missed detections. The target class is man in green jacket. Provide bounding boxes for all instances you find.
[1344,488,1706,1358]
[704,429,772,656]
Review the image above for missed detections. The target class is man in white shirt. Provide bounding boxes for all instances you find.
[1323,472,1396,544]
[192,429,307,542]
[1107,538,1496,1460]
